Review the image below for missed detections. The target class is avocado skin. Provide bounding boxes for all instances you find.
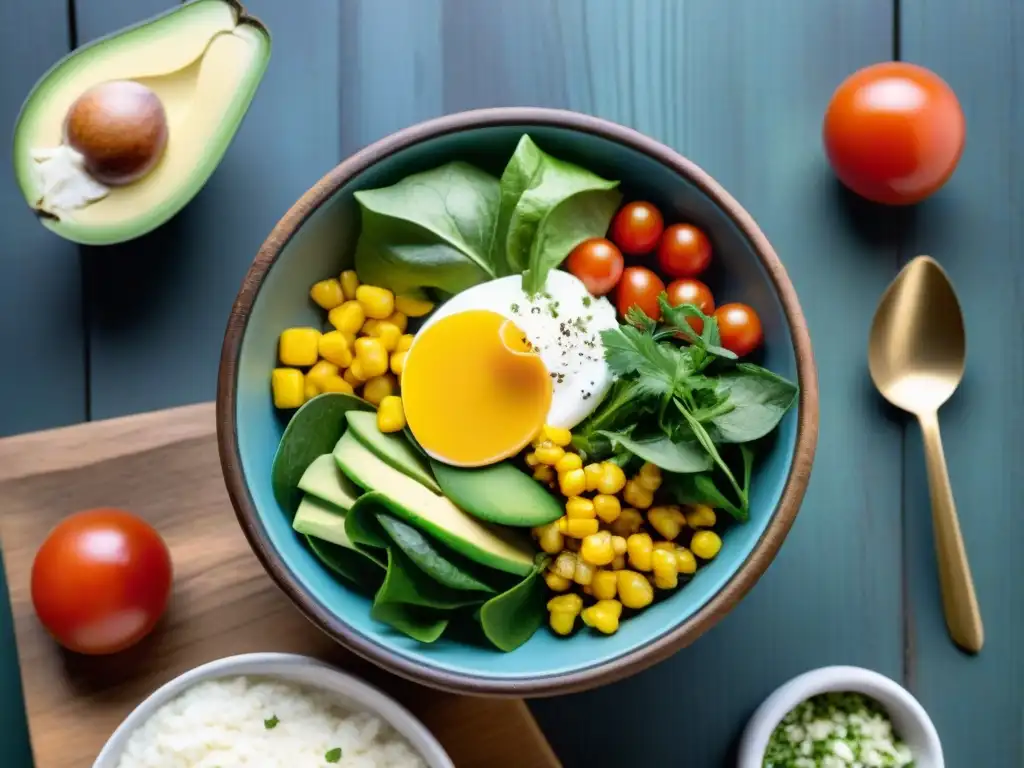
[430,459,563,527]
[344,411,440,493]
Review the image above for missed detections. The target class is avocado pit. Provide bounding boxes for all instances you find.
[64,80,168,186]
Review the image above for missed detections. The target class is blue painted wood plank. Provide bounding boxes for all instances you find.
[899,3,1024,765]
[78,0,342,418]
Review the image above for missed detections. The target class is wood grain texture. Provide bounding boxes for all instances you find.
[900,2,1024,765]
[0,404,559,768]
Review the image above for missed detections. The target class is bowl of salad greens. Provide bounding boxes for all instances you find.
[218,107,819,696]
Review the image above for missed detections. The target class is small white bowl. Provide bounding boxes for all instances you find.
[737,665,943,768]
[93,652,454,768]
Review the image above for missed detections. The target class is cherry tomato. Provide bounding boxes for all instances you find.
[616,266,666,320]
[31,508,172,655]
[566,238,624,296]
[609,201,664,256]
[658,224,712,278]
[714,303,763,357]
[666,279,715,335]
[823,62,965,205]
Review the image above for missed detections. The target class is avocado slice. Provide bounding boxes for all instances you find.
[292,495,354,550]
[344,411,440,493]
[430,459,563,527]
[13,0,271,245]
[333,431,535,577]
[298,454,361,511]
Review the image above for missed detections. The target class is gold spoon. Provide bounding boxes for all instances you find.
[868,255,983,653]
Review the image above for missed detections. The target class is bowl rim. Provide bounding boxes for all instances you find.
[217,106,820,697]
[735,665,944,767]
[91,652,454,768]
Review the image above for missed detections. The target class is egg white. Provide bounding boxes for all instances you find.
[415,270,617,429]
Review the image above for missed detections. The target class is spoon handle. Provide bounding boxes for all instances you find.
[918,410,984,653]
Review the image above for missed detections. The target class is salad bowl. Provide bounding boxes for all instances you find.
[217,107,819,696]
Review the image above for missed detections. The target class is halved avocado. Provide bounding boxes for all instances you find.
[344,411,440,493]
[12,0,271,245]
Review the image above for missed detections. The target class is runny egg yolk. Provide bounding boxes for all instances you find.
[402,309,552,467]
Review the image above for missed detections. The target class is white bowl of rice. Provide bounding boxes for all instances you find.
[92,652,453,768]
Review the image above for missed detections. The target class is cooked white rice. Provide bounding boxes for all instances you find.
[114,675,426,768]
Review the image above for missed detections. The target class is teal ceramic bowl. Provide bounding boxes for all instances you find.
[218,108,819,696]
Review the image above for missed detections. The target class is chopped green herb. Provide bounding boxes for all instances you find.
[510,302,520,313]
[263,715,279,729]
[582,295,592,307]
[325,747,343,762]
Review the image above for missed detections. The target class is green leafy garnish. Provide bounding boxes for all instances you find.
[263,715,279,730]
[325,747,342,762]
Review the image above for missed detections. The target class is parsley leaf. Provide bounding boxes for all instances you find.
[325,747,342,762]
[263,715,279,730]
[600,324,681,396]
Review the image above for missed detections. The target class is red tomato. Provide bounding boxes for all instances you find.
[566,238,624,296]
[609,201,664,256]
[616,266,666,320]
[823,62,965,205]
[658,224,712,278]
[714,303,763,356]
[31,508,172,655]
[666,279,715,334]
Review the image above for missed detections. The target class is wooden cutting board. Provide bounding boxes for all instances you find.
[0,403,560,768]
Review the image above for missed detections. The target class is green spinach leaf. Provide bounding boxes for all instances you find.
[669,472,747,521]
[376,546,486,610]
[353,162,501,296]
[271,393,373,516]
[370,601,449,643]
[478,559,549,652]
[596,430,711,473]
[498,136,621,294]
[306,535,384,594]
[710,363,798,443]
[343,494,390,566]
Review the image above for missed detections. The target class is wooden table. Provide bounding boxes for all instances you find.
[1,1,1020,765]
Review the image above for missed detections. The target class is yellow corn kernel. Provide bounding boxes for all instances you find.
[559,468,587,497]
[565,496,596,520]
[544,570,572,592]
[272,368,305,409]
[691,530,723,560]
[383,311,408,333]
[320,375,354,394]
[310,278,344,310]
[547,593,583,636]
[648,505,686,541]
[608,508,644,537]
[373,321,403,352]
[343,367,363,388]
[348,359,368,382]
[524,452,540,468]
[674,546,698,575]
[328,300,365,335]
[340,270,360,300]
[685,504,717,529]
[573,558,594,586]
[549,610,576,636]
[354,337,389,378]
[610,554,626,570]
[611,535,627,556]
[580,530,614,566]
[626,532,654,572]
[590,569,618,600]
[552,551,578,580]
[651,549,679,590]
[390,350,408,377]
[361,318,380,336]
[376,395,405,433]
[394,294,435,317]
[617,570,655,609]
[397,334,414,352]
[533,521,564,555]
[581,599,623,634]
[623,478,653,510]
[554,453,583,474]
[533,465,556,485]
[637,462,663,492]
[341,331,357,349]
[278,328,321,366]
[564,536,581,553]
[318,330,353,367]
[534,443,565,466]
[304,380,319,401]
[356,284,395,320]
[542,424,573,447]
[558,517,599,538]
[593,494,621,523]
[584,462,603,492]
[653,540,675,552]
[596,462,627,495]
[306,359,339,389]
[362,374,398,405]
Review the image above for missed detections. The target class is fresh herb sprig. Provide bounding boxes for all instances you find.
[573,294,798,520]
